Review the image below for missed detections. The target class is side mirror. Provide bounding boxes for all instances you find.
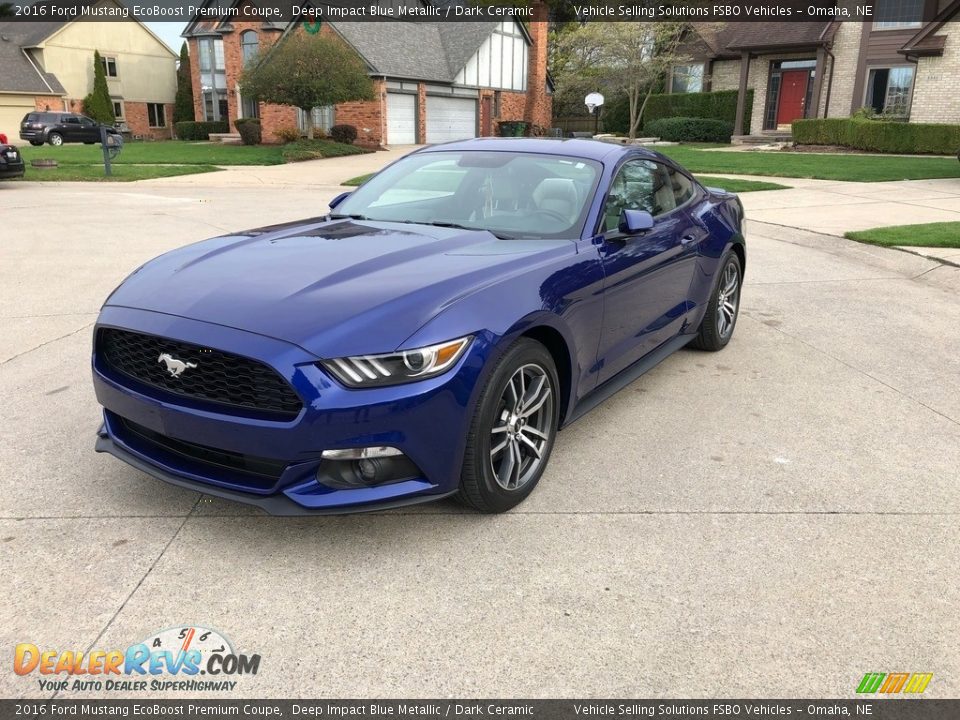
[329,191,351,210]
[618,209,654,235]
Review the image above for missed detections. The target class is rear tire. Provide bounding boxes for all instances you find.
[456,338,559,513]
[690,249,742,351]
[48,133,63,147]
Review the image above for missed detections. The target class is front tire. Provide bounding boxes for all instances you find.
[48,133,63,147]
[457,338,559,513]
[690,249,742,351]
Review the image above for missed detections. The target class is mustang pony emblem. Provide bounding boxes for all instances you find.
[158,352,197,378]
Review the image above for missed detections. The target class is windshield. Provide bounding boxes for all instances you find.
[335,151,601,239]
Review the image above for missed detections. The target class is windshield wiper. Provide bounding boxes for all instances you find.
[329,213,368,220]
[412,220,516,240]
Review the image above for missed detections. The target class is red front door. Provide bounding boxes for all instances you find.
[777,70,809,125]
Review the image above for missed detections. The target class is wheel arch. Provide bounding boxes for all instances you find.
[519,324,574,427]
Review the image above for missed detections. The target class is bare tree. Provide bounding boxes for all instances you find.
[553,22,693,140]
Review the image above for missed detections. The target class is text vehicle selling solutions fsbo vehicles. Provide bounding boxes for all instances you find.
[92,138,746,514]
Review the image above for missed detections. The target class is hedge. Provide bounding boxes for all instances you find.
[234,118,262,146]
[793,118,960,154]
[174,121,229,141]
[642,89,752,135]
[644,117,734,143]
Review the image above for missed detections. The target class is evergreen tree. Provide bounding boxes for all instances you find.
[174,42,195,123]
[82,51,115,124]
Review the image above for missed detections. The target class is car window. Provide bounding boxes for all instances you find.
[80,117,95,126]
[64,117,80,125]
[337,151,601,239]
[670,168,696,207]
[602,160,677,232]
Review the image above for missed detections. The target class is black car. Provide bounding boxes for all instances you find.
[19,111,119,147]
[0,141,25,179]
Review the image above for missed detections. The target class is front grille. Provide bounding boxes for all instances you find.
[98,328,303,419]
[117,417,286,487]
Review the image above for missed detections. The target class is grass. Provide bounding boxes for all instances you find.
[342,172,373,186]
[654,144,960,182]
[341,173,789,193]
[695,176,789,192]
[844,222,960,248]
[281,139,370,163]
[13,164,220,182]
[16,141,286,166]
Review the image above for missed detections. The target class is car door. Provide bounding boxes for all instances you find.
[595,158,703,384]
[61,116,82,141]
[79,116,99,142]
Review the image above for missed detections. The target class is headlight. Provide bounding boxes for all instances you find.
[321,336,472,388]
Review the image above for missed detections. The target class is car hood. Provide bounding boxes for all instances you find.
[105,219,574,358]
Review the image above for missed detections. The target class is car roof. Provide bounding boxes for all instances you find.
[417,137,663,164]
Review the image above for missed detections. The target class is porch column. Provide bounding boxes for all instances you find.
[811,46,827,118]
[734,51,750,136]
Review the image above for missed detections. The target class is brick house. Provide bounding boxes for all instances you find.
[669,0,960,138]
[182,2,552,145]
[0,9,177,141]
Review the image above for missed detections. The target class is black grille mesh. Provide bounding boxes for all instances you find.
[98,328,302,419]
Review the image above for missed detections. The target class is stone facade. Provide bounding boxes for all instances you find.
[825,21,863,119]
[708,60,741,92]
[910,22,960,124]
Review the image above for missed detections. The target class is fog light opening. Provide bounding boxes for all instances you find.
[317,447,420,489]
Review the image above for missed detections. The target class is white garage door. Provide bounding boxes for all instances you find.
[426,96,477,144]
[0,96,36,143]
[386,93,416,145]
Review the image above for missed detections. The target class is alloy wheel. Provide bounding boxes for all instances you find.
[488,363,554,491]
[716,260,740,339]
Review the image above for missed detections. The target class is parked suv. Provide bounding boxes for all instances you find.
[20,112,120,147]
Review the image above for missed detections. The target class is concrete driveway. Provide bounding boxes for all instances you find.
[1,156,959,699]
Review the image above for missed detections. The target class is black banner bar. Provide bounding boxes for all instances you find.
[0,1,939,24]
[2,699,960,720]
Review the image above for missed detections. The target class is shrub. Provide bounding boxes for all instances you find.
[642,89,752,135]
[330,124,357,144]
[497,120,528,137]
[273,126,302,143]
[281,139,371,163]
[644,117,734,143]
[173,121,229,141]
[792,118,960,154]
[234,118,262,145]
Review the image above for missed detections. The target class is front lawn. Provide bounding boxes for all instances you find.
[844,222,960,248]
[342,172,373,186]
[695,176,789,192]
[655,144,960,182]
[14,164,220,182]
[280,140,370,163]
[16,141,286,166]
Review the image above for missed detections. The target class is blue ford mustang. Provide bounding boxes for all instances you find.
[93,138,745,514]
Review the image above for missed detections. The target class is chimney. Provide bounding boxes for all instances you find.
[524,0,550,129]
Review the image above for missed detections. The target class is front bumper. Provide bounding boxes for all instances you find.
[92,306,490,515]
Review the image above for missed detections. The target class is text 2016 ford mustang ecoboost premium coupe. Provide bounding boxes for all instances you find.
[93,139,745,514]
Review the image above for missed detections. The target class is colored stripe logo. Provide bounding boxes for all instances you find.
[857,672,933,694]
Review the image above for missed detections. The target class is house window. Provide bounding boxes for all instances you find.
[100,56,118,78]
[147,103,166,128]
[199,37,227,121]
[865,66,915,117]
[241,31,259,65]
[671,64,704,94]
[240,93,259,120]
[112,99,124,119]
[873,0,923,29]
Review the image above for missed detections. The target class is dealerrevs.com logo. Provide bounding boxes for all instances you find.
[14,626,260,693]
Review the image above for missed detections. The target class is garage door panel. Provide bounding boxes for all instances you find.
[386,93,416,145]
[0,96,36,144]
[426,96,477,144]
